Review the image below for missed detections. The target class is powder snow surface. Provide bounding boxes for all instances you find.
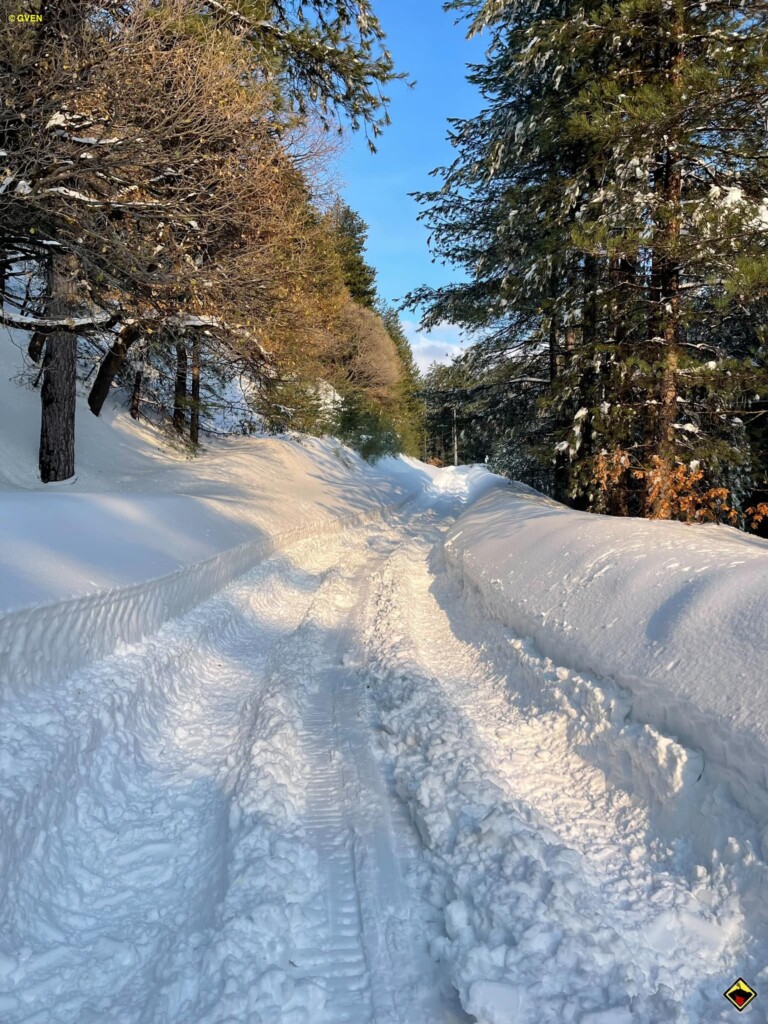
[445,485,768,824]
[2,325,768,1023]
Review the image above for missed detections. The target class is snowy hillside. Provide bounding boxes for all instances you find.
[0,325,429,688]
[1,326,768,1023]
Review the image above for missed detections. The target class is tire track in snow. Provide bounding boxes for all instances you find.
[360,511,761,1023]
[0,538,351,1022]
[299,663,375,1023]
[0,519,461,1024]
[289,546,464,1024]
[5,493,763,1024]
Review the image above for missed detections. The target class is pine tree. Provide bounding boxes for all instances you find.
[379,304,424,456]
[202,0,403,145]
[326,201,378,308]
[412,0,768,520]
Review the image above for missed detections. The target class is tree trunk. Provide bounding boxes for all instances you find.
[571,254,600,510]
[647,17,684,518]
[173,340,188,434]
[130,369,142,420]
[548,312,558,383]
[553,325,576,504]
[88,324,141,416]
[39,261,78,483]
[648,170,683,517]
[28,258,52,365]
[190,333,201,445]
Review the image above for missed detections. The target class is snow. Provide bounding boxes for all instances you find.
[0,327,426,688]
[2,322,768,1023]
[367,491,768,1023]
[444,484,768,825]
[0,309,114,330]
[466,981,524,1023]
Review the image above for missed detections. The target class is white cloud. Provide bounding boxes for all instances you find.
[400,319,469,374]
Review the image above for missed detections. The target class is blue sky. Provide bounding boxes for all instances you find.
[336,0,487,372]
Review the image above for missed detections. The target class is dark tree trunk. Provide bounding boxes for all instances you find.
[190,333,201,445]
[553,326,576,504]
[130,369,142,419]
[39,262,78,483]
[649,134,682,514]
[88,324,140,416]
[570,254,600,510]
[548,310,558,383]
[28,332,46,364]
[173,340,188,434]
[656,149,682,478]
[645,19,684,518]
[28,257,53,365]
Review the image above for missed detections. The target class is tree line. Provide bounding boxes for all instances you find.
[413,0,768,527]
[0,0,422,481]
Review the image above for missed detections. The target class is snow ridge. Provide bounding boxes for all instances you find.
[362,510,763,1023]
[444,486,768,829]
[0,499,411,694]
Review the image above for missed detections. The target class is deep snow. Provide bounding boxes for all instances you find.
[445,485,768,826]
[1,325,768,1022]
[0,325,435,688]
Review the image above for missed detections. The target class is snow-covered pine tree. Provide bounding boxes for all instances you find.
[414,0,768,520]
[410,0,610,502]
[562,0,768,516]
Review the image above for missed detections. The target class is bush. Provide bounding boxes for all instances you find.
[332,391,401,462]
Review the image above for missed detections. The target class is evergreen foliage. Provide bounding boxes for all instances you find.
[326,200,378,308]
[332,388,401,462]
[379,305,424,456]
[412,0,768,524]
[205,0,404,144]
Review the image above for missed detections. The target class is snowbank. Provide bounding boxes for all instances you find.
[378,454,504,505]
[0,326,435,689]
[445,485,768,827]
[0,443,433,690]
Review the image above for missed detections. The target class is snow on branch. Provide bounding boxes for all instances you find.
[202,0,283,35]
[164,314,270,360]
[0,309,117,332]
[44,187,163,209]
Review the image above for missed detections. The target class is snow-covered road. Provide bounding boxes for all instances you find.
[1,488,765,1023]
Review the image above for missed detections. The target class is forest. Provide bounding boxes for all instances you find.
[415,0,768,529]
[2,0,768,530]
[0,0,422,480]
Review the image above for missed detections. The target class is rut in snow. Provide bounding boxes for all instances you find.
[0,524,460,1024]
[0,495,766,1024]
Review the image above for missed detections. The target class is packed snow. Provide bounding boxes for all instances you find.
[1,325,768,1022]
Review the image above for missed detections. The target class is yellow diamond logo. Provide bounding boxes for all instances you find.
[724,978,757,1012]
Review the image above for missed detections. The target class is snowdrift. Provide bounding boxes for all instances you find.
[445,484,768,826]
[0,327,436,690]
[0,442,435,691]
